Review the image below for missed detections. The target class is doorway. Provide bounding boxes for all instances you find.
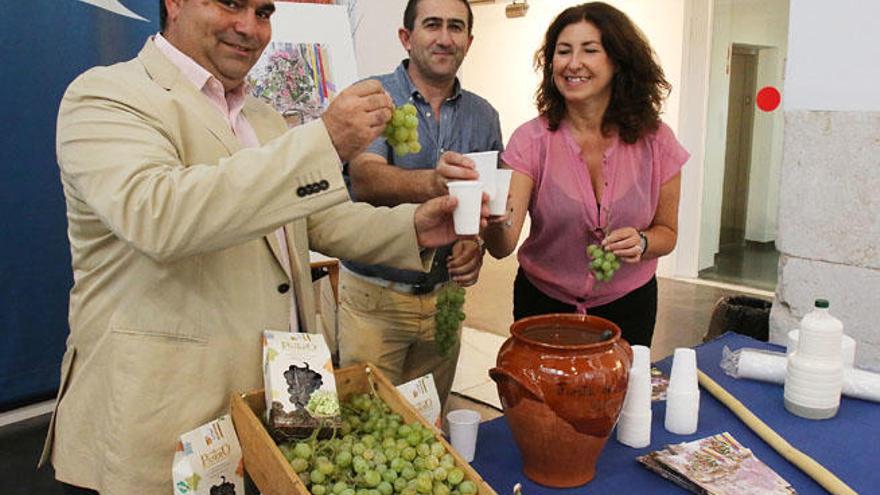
[693,1,790,292]
[719,45,757,248]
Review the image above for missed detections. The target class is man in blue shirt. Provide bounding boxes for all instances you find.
[338,0,503,406]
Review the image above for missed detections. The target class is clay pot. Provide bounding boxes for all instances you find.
[490,314,632,488]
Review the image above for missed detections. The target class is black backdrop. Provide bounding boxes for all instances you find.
[0,1,158,409]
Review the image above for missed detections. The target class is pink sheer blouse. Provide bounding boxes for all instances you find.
[502,116,689,313]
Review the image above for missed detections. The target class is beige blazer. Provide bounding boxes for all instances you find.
[42,40,429,494]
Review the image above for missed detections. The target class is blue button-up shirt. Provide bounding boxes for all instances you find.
[344,60,503,286]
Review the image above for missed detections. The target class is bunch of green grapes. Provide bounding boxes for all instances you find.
[383,103,421,157]
[435,284,466,356]
[587,244,621,282]
[279,392,479,495]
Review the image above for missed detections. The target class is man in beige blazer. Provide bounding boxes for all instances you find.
[43,1,480,493]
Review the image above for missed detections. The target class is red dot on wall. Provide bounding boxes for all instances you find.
[756,86,781,112]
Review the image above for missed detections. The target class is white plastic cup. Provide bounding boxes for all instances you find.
[665,390,700,434]
[665,348,700,435]
[446,409,481,462]
[488,169,512,216]
[668,348,698,392]
[622,367,652,413]
[631,345,651,372]
[446,181,483,235]
[465,151,498,198]
[616,409,652,448]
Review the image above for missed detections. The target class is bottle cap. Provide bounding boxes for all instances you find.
[815,299,830,308]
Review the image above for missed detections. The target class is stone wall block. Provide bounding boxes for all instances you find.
[777,111,880,269]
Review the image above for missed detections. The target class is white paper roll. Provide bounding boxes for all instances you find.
[727,347,880,404]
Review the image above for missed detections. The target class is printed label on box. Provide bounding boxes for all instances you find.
[397,373,442,429]
[263,330,340,435]
[172,414,243,495]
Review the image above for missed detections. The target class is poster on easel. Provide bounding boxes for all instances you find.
[247,2,358,127]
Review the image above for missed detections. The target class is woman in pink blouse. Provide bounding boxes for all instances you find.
[484,2,689,346]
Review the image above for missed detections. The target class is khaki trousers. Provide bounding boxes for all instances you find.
[337,270,462,406]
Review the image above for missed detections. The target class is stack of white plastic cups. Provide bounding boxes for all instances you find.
[616,345,652,448]
[664,348,700,435]
[784,299,844,419]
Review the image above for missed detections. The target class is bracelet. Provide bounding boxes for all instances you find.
[638,231,649,255]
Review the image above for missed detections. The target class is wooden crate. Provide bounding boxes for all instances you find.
[230,363,499,495]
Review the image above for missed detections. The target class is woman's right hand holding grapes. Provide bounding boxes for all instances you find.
[602,227,645,263]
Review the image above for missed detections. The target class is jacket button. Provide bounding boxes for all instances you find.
[296,186,307,197]
[277,283,290,294]
[319,180,329,190]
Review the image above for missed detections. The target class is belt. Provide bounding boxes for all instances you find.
[342,266,445,296]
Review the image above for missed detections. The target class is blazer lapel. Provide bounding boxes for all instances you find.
[138,39,292,277]
[137,39,241,155]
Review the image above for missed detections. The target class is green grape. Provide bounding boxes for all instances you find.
[429,442,445,457]
[293,442,312,460]
[363,470,382,487]
[432,467,448,481]
[312,484,328,495]
[458,481,477,495]
[415,476,433,494]
[385,103,421,157]
[310,469,326,485]
[333,481,350,495]
[446,468,464,486]
[402,445,418,460]
[381,467,399,483]
[377,481,393,495]
[394,477,409,492]
[433,481,451,495]
[587,242,619,283]
[291,457,309,473]
[434,284,465,356]
[336,450,353,468]
[401,465,417,480]
[318,459,336,476]
[416,443,431,457]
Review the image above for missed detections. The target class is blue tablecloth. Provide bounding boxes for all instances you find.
[469,333,879,494]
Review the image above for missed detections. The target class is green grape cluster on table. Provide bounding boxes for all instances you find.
[587,244,621,282]
[434,284,465,356]
[384,103,422,157]
[278,392,480,495]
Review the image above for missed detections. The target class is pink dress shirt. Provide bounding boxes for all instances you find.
[154,34,298,331]
[502,116,689,313]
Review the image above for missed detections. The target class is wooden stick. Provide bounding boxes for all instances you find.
[697,370,857,495]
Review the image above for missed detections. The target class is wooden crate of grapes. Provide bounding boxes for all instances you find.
[231,362,498,495]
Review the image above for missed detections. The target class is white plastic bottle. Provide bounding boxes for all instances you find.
[784,299,844,419]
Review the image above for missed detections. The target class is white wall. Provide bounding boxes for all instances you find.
[698,0,788,269]
[351,0,408,78]
[784,0,880,111]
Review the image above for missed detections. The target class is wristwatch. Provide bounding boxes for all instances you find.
[638,231,649,255]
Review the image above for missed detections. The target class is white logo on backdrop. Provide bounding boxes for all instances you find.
[75,0,148,21]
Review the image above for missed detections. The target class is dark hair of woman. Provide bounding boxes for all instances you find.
[534,2,671,144]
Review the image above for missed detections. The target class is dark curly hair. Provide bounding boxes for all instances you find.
[535,2,670,144]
